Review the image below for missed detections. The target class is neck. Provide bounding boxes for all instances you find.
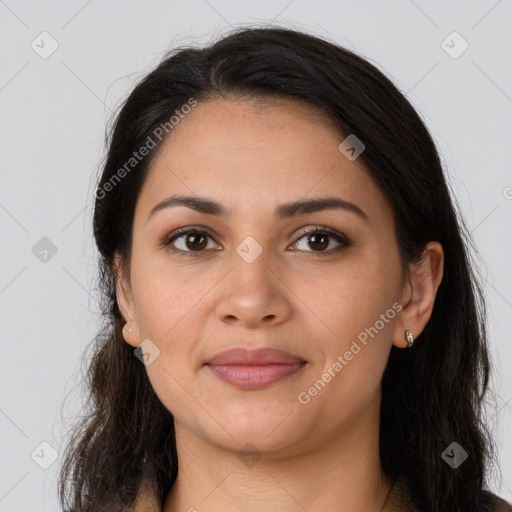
[163,398,393,512]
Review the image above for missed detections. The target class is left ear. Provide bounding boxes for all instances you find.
[393,241,444,348]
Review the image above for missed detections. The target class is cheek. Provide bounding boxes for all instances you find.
[130,250,208,338]
[297,273,396,426]
[301,252,400,394]
[131,261,208,418]
[303,258,399,343]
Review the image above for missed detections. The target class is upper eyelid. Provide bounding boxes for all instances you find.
[164,225,349,248]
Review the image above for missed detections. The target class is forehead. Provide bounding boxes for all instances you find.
[162,96,343,157]
[134,98,390,225]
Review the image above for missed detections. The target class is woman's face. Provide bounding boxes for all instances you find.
[117,98,411,455]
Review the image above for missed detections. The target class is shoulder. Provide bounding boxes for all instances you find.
[132,477,161,512]
[480,489,512,512]
[382,474,418,511]
[383,474,512,512]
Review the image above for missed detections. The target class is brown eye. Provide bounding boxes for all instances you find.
[292,226,351,256]
[306,233,329,251]
[183,232,208,251]
[162,227,218,257]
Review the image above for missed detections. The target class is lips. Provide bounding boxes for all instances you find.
[204,347,307,390]
[205,347,305,366]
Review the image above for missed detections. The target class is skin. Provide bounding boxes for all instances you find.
[115,98,444,512]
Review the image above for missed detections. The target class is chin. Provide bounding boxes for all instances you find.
[199,407,306,454]
[210,428,302,457]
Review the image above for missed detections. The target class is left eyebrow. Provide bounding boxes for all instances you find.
[275,197,369,223]
[146,195,369,224]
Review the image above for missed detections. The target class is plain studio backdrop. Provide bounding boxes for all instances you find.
[0,0,511,509]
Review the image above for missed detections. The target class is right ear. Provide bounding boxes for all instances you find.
[113,252,140,347]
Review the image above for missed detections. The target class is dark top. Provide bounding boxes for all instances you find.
[132,473,512,511]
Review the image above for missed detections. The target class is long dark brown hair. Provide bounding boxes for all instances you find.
[59,26,503,511]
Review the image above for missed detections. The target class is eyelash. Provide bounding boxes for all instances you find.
[161,225,351,258]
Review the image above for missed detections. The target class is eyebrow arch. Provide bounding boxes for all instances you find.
[147,195,369,223]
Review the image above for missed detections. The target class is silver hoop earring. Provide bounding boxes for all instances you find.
[405,330,414,347]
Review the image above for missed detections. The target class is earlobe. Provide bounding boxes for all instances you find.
[392,242,444,349]
[121,323,139,348]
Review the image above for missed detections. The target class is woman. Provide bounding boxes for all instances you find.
[59,26,512,511]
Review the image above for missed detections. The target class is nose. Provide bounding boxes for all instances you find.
[215,254,292,329]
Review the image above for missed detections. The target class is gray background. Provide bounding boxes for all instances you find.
[1,0,511,509]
